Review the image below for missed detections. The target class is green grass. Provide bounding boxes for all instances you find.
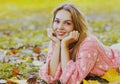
[0,0,120,82]
[0,0,120,48]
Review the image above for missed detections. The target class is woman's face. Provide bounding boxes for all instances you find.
[53,9,74,40]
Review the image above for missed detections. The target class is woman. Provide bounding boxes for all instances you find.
[39,3,120,84]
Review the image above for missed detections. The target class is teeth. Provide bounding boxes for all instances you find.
[58,31,65,33]
[59,32,64,34]
[57,31,64,34]
[56,31,66,36]
[58,33,65,35]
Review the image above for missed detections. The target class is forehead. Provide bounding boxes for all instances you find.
[55,9,72,20]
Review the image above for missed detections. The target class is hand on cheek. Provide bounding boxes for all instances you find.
[61,31,80,47]
[47,28,60,44]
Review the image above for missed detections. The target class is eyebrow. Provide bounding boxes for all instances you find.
[55,17,72,22]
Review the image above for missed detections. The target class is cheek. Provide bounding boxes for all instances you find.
[68,28,74,33]
[52,24,57,35]
[52,23,57,30]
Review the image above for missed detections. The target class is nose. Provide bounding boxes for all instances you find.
[57,23,64,30]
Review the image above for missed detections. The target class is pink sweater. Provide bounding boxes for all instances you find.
[39,35,120,84]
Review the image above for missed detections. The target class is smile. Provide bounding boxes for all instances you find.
[57,31,66,36]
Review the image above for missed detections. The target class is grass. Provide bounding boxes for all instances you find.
[0,0,120,47]
[0,0,120,82]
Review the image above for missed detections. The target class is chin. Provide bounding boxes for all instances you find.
[58,38,63,40]
[57,36,65,40]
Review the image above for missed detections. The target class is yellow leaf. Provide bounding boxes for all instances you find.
[102,68,120,82]
[11,49,19,54]
[43,48,48,52]
[88,80,101,84]
[7,79,19,84]
[19,57,26,60]
[6,50,13,55]
[10,77,18,80]
[83,79,89,84]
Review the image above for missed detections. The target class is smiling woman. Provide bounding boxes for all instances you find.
[0,0,120,84]
[39,3,120,84]
[53,9,74,40]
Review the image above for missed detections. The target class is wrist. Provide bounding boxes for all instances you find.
[61,41,68,48]
[55,41,61,47]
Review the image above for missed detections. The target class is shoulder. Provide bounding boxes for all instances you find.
[80,35,99,47]
[85,35,98,42]
[76,35,99,58]
[76,35,101,54]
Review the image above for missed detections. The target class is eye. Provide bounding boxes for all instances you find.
[66,22,71,25]
[54,19,60,24]
[65,22,71,25]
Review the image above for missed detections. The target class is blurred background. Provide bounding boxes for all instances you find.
[0,0,120,82]
[0,0,120,48]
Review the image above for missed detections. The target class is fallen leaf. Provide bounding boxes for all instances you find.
[11,49,19,55]
[88,80,101,84]
[83,79,89,84]
[43,48,48,52]
[12,68,19,77]
[102,68,120,82]
[6,80,18,84]
[6,50,13,55]
[33,47,41,54]
[83,79,101,84]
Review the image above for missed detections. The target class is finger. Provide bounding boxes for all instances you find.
[70,31,76,41]
[64,32,69,37]
[69,31,73,37]
[47,28,54,38]
[72,31,76,37]
[73,31,78,40]
[76,31,80,40]
[47,28,59,42]
[74,31,78,40]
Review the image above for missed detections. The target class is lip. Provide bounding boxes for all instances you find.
[56,31,66,36]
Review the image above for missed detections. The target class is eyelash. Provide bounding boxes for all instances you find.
[54,20,59,23]
[54,20,71,25]
[66,22,71,25]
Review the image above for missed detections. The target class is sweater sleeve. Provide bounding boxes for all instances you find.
[39,42,62,83]
[60,41,98,84]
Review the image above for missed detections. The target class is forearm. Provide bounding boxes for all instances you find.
[49,43,60,76]
[61,43,70,71]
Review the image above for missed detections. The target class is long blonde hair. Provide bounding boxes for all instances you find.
[52,3,88,61]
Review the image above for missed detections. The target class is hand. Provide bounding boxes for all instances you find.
[61,31,80,47]
[47,28,60,45]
